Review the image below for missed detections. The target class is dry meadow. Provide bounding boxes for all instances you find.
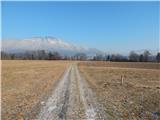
[2,60,160,120]
[2,60,71,120]
[79,61,160,120]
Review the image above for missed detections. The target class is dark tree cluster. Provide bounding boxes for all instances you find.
[129,50,158,62]
[92,54,128,62]
[1,50,160,62]
[1,50,87,61]
[1,50,62,60]
[91,50,160,62]
[72,53,87,60]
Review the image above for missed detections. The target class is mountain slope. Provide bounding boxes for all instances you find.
[1,37,103,56]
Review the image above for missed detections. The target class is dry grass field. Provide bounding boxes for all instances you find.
[2,60,160,120]
[2,60,71,120]
[79,61,160,69]
[79,61,160,120]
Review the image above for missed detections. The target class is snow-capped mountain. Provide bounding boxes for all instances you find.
[1,36,103,56]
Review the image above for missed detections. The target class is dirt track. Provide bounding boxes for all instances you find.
[37,64,107,120]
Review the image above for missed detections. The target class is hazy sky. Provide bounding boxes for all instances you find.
[2,1,159,53]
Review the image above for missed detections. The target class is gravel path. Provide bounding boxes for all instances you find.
[37,64,107,120]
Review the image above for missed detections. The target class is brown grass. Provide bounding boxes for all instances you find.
[79,61,160,69]
[2,60,71,120]
[79,61,160,120]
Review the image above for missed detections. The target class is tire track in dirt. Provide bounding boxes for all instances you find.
[37,65,72,120]
[37,64,107,120]
[75,65,107,120]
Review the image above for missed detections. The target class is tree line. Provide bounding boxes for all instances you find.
[1,50,87,61]
[1,50,62,60]
[93,50,160,62]
[1,50,160,62]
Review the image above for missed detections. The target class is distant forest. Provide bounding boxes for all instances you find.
[1,50,160,62]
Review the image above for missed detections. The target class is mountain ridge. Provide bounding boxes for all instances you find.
[1,36,158,56]
[1,36,103,56]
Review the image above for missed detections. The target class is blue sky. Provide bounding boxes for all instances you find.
[2,1,159,53]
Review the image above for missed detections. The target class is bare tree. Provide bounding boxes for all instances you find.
[110,54,124,62]
[107,55,110,61]
[129,51,139,62]
[93,54,104,61]
[1,51,11,60]
[110,54,116,61]
[74,53,87,60]
[143,50,150,62]
[156,52,160,62]
[52,52,61,60]
[139,54,144,62]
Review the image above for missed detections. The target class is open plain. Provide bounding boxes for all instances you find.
[1,60,160,120]
[79,61,160,120]
[2,60,71,120]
